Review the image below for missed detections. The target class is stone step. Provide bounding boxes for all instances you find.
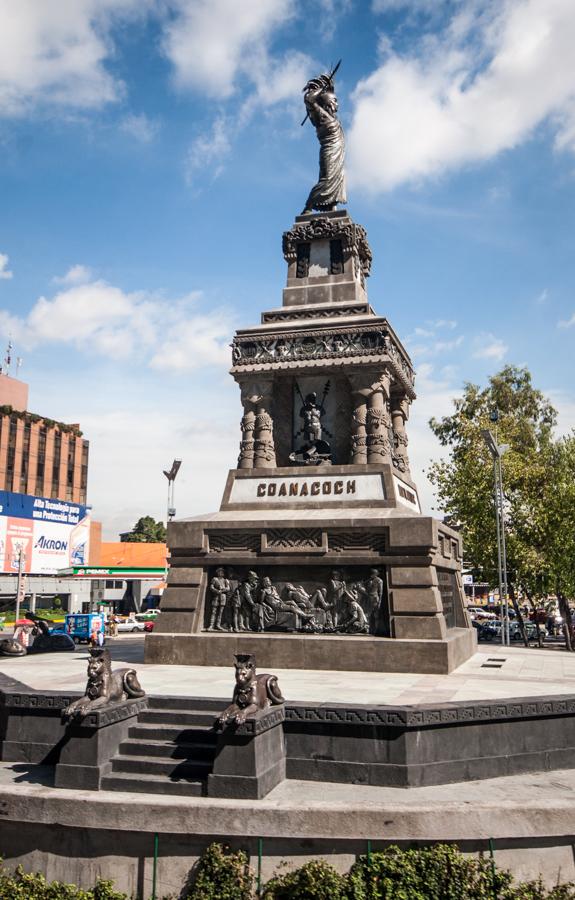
[101,772,205,797]
[111,754,212,779]
[119,738,217,761]
[138,709,217,727]
[128,723,218,744]
[147,695,223,712]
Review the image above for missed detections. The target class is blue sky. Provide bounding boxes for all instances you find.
[0,0,573,537]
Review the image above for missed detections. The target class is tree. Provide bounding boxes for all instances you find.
[427,365,572,616]
[121,516,166,543]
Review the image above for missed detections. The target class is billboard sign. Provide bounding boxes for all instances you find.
[0,491,91,575]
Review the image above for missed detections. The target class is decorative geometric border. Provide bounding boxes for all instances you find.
[1,691,148,728]
[234,705,286,735]
[3,688,574,731]
[285,696,575,728]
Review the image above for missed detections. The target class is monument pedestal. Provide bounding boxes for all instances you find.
[147,211,475,673]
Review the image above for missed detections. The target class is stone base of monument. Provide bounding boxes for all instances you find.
[145,629,475,674]
[208,706,286,799]
[147,464,475,674]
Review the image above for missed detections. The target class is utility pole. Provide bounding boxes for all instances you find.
[481,426,510,646]
[15,545,25,624]
[163,459,182,524]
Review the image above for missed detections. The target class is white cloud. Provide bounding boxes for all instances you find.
[0,274,232,371]
[348,0,575,192]
[558,312,575,328]
[119,112,159,143]
[406,319,464,358]
[0,253,13,279]
[165,1,314,182]
[81,402,238,538]
[472,332,508,361]
[0,0,152,116]
[53,264,93,285]
[535,287,549,305]
[407,362,461,514]
[185,116,232,185]
[162,0,295,98]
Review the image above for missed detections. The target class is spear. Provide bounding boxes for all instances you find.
[301,59,342,127]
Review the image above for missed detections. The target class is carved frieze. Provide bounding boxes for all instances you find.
[266,528,323,549]
[282,218,373,278]
[231,324,415,394]
[328,532,387,553]
[208,532,261,553]
[262,305,367,323]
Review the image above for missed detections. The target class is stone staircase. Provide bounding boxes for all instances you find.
[100,697,221,796]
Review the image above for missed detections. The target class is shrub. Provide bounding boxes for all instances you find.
[345,846,575,900]
[0,865,127,899]
[182,842,254,900]
[346,844,514,900]
[263,859,347,899]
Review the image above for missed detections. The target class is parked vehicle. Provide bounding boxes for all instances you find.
[492,620,538,641]
[144,620,154,632]
[116,618,146,633]
[472,620,499,642]
[467,606,498,621]
[65,613,105,645]
[136,609,160,622]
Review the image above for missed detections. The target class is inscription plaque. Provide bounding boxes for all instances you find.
[437,569,457,628]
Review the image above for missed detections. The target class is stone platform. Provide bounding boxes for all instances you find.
[0,761,574,894]
[145,628,475,674]
[2,645,575,891]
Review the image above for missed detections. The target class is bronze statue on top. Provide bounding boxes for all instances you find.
[301,62,346,215]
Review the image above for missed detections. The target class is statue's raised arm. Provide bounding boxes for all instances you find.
[301,65,346,215]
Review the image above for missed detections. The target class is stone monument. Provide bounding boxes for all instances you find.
[146,67,475,674]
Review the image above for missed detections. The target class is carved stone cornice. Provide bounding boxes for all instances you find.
[231,324,415,396]
[282,217,373,278]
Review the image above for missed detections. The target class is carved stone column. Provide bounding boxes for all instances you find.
[252,382,276,469]
[348,373,372,464]
[366,373,392,464]
[391,396,411,474]
[238,409,256,469]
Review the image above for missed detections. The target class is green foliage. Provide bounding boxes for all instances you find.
[427,364,575,600]
[263,859,347,899]
[121,515,167,543]
[183,842,254,900]
[0,865,127,899]
[2,845,575,900]
[346,845,512,899]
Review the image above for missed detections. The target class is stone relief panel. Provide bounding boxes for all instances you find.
[204,565,389,637]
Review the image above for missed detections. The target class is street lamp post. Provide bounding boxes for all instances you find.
[163,459,182,525]
[481,427,510,646]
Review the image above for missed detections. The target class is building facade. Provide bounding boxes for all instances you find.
[0,373,89,504]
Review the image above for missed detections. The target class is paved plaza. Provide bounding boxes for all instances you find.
[2,639,575,705]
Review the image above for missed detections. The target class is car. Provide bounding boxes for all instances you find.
[467,606,498,621]
[116,618,146,633]
[144,620,154,632]
[135,610,160,623]
[492,620,538,641]
[472,620,499,642]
